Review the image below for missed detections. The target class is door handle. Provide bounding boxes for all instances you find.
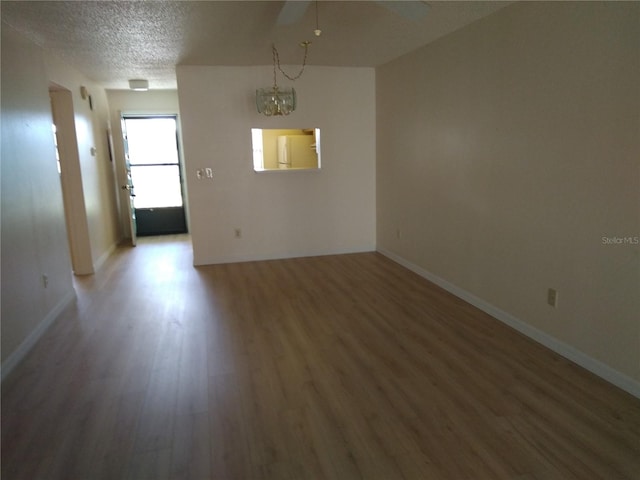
[121,185,135,196]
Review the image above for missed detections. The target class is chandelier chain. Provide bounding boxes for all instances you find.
[272,45,278,87]
[272,42,310,82]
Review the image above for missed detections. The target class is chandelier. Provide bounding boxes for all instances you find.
[256,41,311,116]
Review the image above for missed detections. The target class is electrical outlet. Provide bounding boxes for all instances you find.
[42,274,49,288]
[547,288,558,307]
[234,228,242,239]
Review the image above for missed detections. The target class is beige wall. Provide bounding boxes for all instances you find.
[377,2,640,391]
[46,57,120,270]
[1,25,120,374]
[177,66,376,265]
[1,26,75,368]
[106,89,183,238]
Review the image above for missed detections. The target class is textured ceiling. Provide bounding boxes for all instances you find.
[0,1,510,90]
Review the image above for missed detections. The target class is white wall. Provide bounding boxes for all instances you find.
[106,89,183,239]
[376,2,640,392]
[177,66,376,265]
[1,26,75,368]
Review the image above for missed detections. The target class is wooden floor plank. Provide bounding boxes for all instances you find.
[2,235,639,480]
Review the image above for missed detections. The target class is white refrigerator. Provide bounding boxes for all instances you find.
[277,135,318,169]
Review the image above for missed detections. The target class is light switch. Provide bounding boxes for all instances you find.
[196,168,213,180]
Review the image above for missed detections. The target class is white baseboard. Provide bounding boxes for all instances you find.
[1,289,76,383]
[377,248,640,399]
[93,241,118,272]
[194,245,376,266]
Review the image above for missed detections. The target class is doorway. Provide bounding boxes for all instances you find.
[49,85,94,274]
[121,115,187,236]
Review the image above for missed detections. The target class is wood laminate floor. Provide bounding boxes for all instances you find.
[2,235,639,480]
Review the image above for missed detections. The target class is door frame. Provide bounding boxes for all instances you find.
[49,85,94,274]
[116,112,189,240]
[120,116,137,246]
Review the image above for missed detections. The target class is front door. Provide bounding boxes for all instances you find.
[121,115,187,237]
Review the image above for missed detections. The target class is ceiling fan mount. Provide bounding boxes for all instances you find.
[276,0,430,28]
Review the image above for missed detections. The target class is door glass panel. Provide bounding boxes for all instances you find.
[130,165,183,208]
[125,118,179,165]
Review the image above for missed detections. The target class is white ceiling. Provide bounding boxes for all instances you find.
[0,1,510,90]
